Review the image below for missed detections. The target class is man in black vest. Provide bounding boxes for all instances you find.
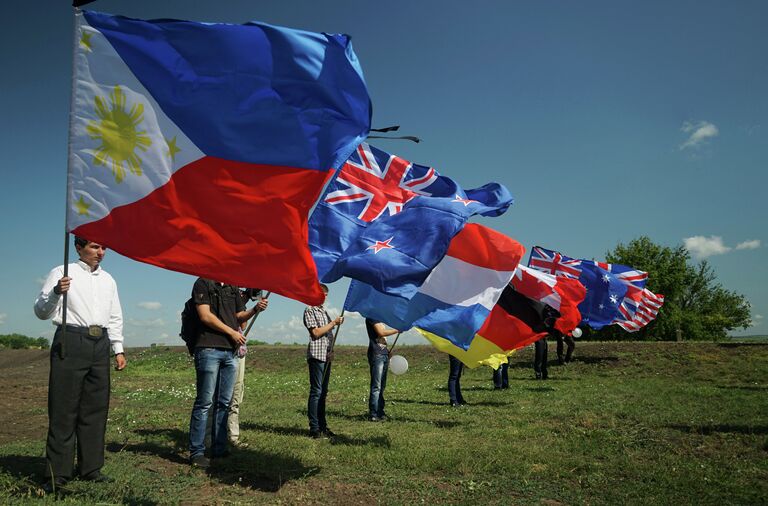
[187,278,267,468]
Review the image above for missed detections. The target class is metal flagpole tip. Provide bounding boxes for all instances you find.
[389,355,408,375]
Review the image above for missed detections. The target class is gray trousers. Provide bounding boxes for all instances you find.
[227,356,246,442]
[46,327,110,480]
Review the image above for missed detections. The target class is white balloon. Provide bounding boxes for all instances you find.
[572,327,583,338]
[389,355,409,375]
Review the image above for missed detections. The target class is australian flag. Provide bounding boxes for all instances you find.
[309,142,513,298]
[528,246,628,329]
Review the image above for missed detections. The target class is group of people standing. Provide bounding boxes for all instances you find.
[33,239,399,492]
[33,236,578,492]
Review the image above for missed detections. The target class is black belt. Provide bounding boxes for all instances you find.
[58,324,107,338]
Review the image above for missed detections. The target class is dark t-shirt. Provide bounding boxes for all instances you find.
[192,278,245,349]
[365,318,388,355]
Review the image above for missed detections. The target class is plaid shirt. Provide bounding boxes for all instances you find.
[303,305,333,361]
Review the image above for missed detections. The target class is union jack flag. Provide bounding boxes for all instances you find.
[323,142,439,222]
[616,289,664,332]
[308,142,514,288]
[528,246,583,279]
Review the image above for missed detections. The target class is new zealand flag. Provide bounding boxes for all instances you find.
[309,142,513,298]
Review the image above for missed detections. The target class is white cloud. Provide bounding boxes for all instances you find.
[735,239,761,250]
[0,313,6,325]
[683,235,731,258]
[127,318,166,328]
[680,120,719,150]
[137,301,162,310]
[748,314,763,328]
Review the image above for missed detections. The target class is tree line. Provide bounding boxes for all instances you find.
[0,333,50,349]
[590,236,751,341]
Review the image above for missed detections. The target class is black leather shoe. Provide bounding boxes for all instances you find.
[310,430,328,439]
[41,478,68,494]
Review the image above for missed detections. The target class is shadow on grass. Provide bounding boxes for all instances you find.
[0,454,50,497]
[241,422,391,448]
[206,452,318,492]
[716,384,768,392]
[508,356,619,369]
[389,396,510,410]
[111,428,316,492]
[322,410,463,429]
[525,386,556,393]
[666,424,768,435]
[717,342,767,348]
[107,428,188,465]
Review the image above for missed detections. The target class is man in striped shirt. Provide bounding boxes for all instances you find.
[303,284,344,439]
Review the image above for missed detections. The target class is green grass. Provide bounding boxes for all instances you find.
[0,342,766,505]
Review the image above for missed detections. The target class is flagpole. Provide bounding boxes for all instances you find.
[60,7,83,345]
[321,309,345,386]
[387,332,402,356]
[243,291,270,338]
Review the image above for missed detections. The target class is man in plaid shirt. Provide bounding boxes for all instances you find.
[303,284,344,439]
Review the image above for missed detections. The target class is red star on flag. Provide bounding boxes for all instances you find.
[452,194,478,206]
[367,237,394,254]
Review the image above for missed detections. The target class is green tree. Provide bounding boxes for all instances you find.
[0,333,50,349]
[594,236,751,341]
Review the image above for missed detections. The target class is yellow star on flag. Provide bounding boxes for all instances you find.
[80,31,93,52]
[75,196,91,216]
[166,136,181,162]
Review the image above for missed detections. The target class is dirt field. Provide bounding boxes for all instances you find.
[0,350,49,445]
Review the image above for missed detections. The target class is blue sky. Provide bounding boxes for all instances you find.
[1,0,766,347]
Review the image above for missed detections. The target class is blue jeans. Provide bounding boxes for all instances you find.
[189,348,237,458]
[307,358,331,432]
[448,355,465,404]
[368,350,389,418]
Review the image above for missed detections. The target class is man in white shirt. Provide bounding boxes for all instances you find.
[34,236,126,492]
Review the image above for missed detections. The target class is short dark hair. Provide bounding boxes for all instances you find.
[319,283,329,293]
[74,236,89,248]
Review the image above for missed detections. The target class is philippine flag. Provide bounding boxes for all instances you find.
[67,11,371,305]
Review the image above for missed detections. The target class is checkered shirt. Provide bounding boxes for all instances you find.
[303,305,332,361]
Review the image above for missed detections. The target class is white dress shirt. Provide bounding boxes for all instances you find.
[34,260,124,354]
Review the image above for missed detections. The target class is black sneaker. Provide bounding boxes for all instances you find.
[369,416,381,422]
[190,455,211,469]
[322,429,337,438]
[309,430,328,439]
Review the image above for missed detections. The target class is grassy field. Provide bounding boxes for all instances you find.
[0,341,766,505]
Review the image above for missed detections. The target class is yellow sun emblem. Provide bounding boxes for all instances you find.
[86,86,152,183]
